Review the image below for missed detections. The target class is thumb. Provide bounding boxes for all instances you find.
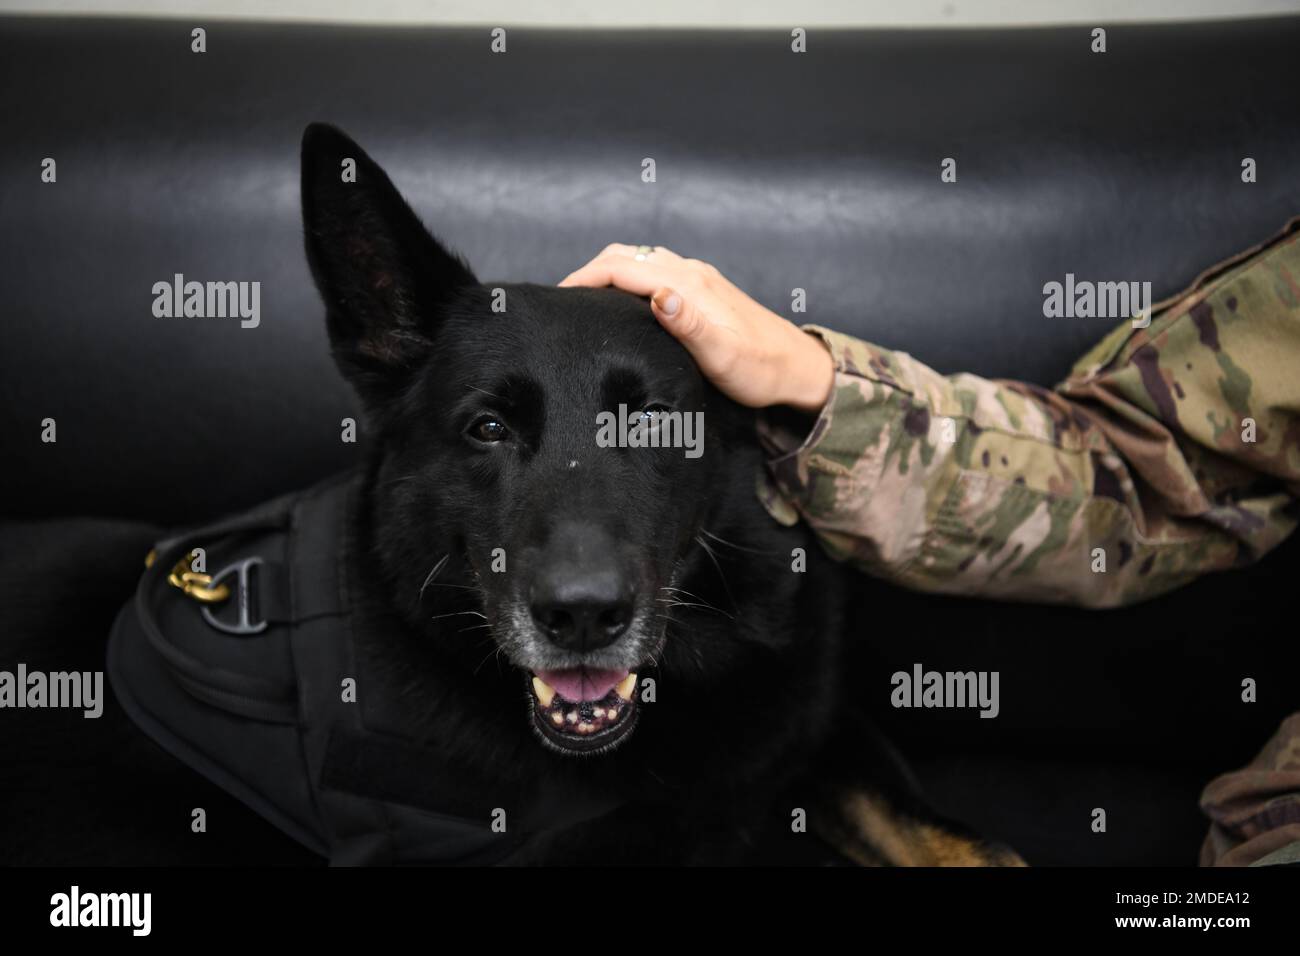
[651,287,710,346]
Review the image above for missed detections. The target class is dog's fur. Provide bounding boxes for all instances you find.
[300,124,1020,864]
[0,125,1022,866]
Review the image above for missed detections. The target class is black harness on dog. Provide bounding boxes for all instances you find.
[108,471,619,865]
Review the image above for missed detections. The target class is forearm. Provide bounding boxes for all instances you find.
[757,226,1300,607]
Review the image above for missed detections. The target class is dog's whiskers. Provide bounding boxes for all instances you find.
[692,535,738,612]
[430,609,488,622]
[657,585,729,616]
[658,585,708,599]
[471,644,506,677]
[655,597,734,620]
[700,527,778,556]
[647,613,704,664]
[418,553,451,606]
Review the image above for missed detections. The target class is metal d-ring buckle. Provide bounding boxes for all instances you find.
[201,556,268,635]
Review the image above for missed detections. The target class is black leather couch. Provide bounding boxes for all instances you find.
[2,14,1298,865]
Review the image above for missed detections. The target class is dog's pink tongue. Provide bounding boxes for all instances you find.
[535,667,628,703]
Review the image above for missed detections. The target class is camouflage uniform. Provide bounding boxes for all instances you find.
[755,217,1300,865]
[757,218,1300,608]
[1199,713,1300,867]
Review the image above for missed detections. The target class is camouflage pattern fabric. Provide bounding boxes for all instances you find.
[1199,712,1300,867]
[756,217,1300,607]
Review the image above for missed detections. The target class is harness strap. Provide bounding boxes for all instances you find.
[137,531,298,722]
[285,476,399,865]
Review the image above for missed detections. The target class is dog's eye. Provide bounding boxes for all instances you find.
[468,417,509,444]
[639,404,672,423]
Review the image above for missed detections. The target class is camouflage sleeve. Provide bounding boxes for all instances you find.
[756,221,1300,607]
[1199,712,1300,867]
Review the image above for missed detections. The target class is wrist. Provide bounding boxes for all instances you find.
[780,327,835,413]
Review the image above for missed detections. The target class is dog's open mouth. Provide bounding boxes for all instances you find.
[528,668,639,754]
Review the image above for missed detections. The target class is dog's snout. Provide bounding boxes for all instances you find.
[530,568,633,652]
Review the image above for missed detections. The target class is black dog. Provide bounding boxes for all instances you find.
[304,122,843,861]
[298,123,1018,864]
[0,125,1020,866]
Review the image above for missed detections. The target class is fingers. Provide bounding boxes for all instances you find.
[649,287,717,355]
[557,244,686,289]
[592,243,685,265]
[558,256,681,297]
[560,248,735,382]
[650,288,683,323]
[596,243,685,264]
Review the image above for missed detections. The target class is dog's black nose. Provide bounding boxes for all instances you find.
[530,570,633,652]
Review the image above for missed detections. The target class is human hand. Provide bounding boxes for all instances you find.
[558,244,834,413]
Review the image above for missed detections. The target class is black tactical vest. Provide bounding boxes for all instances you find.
[108,471,620,865]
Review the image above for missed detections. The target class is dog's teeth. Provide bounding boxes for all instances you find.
[592,707,605,719]
[607,707,619,720]
[578,722,593,734]
[566,711,578,724]
[615,673,637,701]
[551,712,564,726]
[532,676,556,708]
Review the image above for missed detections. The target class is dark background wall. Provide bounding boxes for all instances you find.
[3,16,1298,523]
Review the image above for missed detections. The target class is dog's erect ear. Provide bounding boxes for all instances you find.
[301,123,477,404]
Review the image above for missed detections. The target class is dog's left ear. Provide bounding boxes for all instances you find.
[301,123,477,406]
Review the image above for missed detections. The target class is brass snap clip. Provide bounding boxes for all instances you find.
[145,548,232,604]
